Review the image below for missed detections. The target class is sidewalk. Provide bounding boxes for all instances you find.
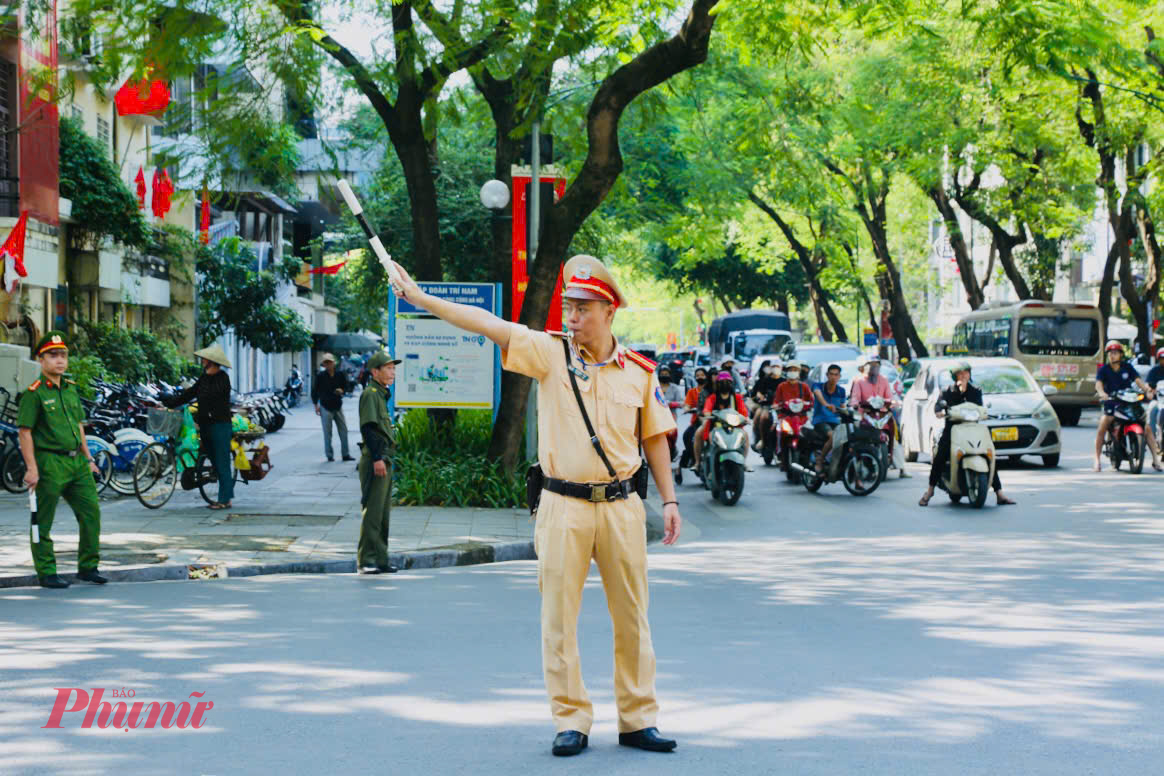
[0,401,535,586]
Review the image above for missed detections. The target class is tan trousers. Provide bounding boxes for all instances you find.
[534,490,658,735]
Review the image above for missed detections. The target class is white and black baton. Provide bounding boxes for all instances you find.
[29,487,38,544]
[337,179,403,293]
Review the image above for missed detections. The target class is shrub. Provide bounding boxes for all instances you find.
[392,409,529,508]
[73,321,191,385]
[66,354,109,399]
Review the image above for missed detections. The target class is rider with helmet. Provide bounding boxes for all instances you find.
[1094,341,1162,471]
[849,354,909,478]
[919,361,1016,506]
[682,367,712,456]
[692,370,750,470]
[1147,347,1164,441]
[749,359,782,451]
[772,359,812,459]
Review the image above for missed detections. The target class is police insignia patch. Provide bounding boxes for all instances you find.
[654,386,666,406]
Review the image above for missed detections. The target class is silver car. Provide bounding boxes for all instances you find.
[900,357,1063,468]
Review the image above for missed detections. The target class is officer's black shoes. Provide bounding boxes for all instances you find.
[38,574,71,589]
[77,570,108,585]
[342,455,355,462]
[618,727,677,752]
[326,457,334,462]
[358,566,381,575]
[551,730,588,757]
[377,565,398,574]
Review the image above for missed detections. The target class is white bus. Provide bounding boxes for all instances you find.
[949,301,1104,426]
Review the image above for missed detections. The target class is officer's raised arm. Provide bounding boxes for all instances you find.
[389,260,511,350]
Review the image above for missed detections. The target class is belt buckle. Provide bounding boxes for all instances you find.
[67,450,77,458]
[589,484,606,502]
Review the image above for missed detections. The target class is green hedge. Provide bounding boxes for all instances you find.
[70,321,197,387]
[392,409,529,508]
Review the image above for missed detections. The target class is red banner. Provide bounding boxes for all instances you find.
[17,0,59,226]
[511,174,567,331]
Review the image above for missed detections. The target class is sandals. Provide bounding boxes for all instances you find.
[996,495,1017,506]
[918,492,932,507]
[208,502,231,510]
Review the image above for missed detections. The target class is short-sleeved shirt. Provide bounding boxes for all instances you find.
[774,380,812,406]
[849,374,892,406]
[702,392,748,417]
[502,324,675,482]
[1097,361,1139,396]
[1146,364,1164,390]
[17,376,84,452]
[358,379,395,453]
[812,382,846,425]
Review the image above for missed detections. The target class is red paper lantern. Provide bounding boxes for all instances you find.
[150,167,174,219]
[199,188,211,245]
[115,78,171,117]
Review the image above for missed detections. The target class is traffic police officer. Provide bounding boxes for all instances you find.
[17,331,106,588]
[357,350,401,574]
[386,255,683,757]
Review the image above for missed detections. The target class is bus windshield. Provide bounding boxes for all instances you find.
[733,332,791,361]
[1017,316,1099,356]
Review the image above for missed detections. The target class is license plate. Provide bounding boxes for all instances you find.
[1039,363,1079,377]
[991,426,1019,442]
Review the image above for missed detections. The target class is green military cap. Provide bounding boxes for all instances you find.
[35,330,69,357]
[367,350,402,369]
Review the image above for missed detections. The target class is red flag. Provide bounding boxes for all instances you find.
[134,166,146,210]
[307,261,347,275]
[199,187,211,245]
[151,167,174,219]
[115,78,171,117]
[0,211,29,293]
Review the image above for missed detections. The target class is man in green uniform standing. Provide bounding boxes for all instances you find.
[357,350,401,575]
[18,331,106,589]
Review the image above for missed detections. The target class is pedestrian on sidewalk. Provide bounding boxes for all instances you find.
[386,254,683,758]
[163,345,235,509]
[312,353,354,462]
[17,331,106,589]
[356,350,400,575]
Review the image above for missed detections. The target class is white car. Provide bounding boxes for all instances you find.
[900,357,1063,468]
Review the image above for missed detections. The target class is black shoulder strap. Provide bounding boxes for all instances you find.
[562,338,618,480]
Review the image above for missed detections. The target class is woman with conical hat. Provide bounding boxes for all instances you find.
[163,344,235,508]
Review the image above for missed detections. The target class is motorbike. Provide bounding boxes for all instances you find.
[282,368,303,408]
[776,396,813,483]
[1104,388,1150,474]
[856,396,895,483]
[935,400,996,508]
[752,389,779,467]
[790,408,885,496]
[698,408,748,505]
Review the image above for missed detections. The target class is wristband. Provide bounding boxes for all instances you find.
[662,500,678,507]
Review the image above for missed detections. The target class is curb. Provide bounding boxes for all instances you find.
[0,540,537,590]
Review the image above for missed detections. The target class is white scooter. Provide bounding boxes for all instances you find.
[935,400,996,509]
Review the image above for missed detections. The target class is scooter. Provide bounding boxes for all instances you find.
[791,408,885,496]
[1104,388,1149,473]
[698,408,748,506]
[282,367,303,408]
[776,397,813,483]
[856,396,894,483]
[935,400,996,508]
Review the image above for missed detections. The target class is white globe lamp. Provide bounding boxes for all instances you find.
[479,179,510,210]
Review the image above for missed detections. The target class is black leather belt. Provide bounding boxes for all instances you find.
[543,475,633,503]
[40,448,80,457]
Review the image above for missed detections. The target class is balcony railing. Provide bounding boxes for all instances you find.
[0,177,17,218]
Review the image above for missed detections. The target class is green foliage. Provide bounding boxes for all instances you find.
[65,355,109,400]
[57,117,150,251]
[323,270,384,334]
[392,410,529,507]
[237,121,303,199]
[70,322,194,385]
[195,238,314,353]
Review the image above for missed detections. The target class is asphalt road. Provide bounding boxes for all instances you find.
[3,414,1164,775]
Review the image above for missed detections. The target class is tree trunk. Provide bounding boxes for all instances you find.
[928,186,984,309]
[863,190,927,358]
[389,111,445,281]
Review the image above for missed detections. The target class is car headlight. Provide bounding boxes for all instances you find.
[1032,402,1055,420]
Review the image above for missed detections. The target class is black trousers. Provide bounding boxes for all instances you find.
[929,425,1002,490]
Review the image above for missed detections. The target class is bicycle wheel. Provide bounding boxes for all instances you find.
[91,449,113,495]
[196,451,238,505]
[2,446,28,493]
[134,442,177,509]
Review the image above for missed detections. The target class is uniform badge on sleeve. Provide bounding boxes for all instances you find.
[654,386,666,407]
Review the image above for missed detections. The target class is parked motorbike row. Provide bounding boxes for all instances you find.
[0,378,293,496]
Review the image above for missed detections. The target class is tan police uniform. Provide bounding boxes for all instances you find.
[503,255,676,735]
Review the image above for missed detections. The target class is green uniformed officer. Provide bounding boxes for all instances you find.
[17,331,106,589]
[357,350,401,574]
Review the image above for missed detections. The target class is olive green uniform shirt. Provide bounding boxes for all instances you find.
[358,379,395,457]
[17,377,84,452]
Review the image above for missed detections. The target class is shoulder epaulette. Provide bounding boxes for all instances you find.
[28,380,41,391]
[626,350,656,372]
[546,329,569,338]
[65,378,76,385]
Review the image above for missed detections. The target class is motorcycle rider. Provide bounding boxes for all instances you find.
[658,366,685,418]
[772,359,812,464]
[692,371,749,471]
[749,360,782,452]
[811,363,846,473]
[682,368,712,459]
[1147,347,1164,442]
[849,354,909,478]
[1094,341,1162,472]
[919,362,1016,507]
[284,364,303,404]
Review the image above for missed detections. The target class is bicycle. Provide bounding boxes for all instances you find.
[133,408,195,509]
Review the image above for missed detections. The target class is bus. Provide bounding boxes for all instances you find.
[949,300,1104,426]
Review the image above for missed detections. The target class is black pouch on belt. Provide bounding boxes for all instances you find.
[526,463,545,515]
[634,460,649,499]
